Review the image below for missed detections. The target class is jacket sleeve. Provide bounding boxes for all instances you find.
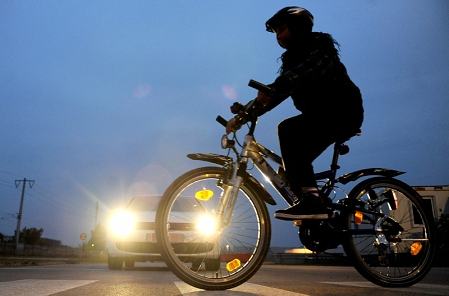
[271,34,339,100]
[255,86,289,116]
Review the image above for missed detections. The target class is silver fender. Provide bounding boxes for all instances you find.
[187,153,277,205]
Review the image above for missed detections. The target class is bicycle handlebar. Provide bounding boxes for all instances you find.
[216,115,228,127]
[248,79,274,97]
[216,79,272,128]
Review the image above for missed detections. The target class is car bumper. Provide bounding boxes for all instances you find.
[107,231,220,261]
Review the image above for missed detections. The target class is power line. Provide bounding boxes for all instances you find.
[0,169,23,178]
[0,179,16,189]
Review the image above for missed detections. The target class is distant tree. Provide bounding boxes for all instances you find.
[87,224,106,252]
[20,227,44,245]
[0,232,4,243]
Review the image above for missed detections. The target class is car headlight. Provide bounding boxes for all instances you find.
[110,211,135,236]
[196,215,217,236]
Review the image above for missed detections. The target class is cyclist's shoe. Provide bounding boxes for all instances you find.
[274,193,329,220]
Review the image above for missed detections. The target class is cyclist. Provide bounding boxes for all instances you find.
[227,6,364,220]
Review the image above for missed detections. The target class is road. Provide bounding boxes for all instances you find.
[1,262,448,295]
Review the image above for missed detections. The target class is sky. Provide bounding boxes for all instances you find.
[1,1,448,248]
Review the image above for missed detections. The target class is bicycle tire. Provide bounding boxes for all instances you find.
[155,166,271,290]
[342,177,436,287]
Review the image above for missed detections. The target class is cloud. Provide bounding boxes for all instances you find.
[133,84,151,99]
[222,85,238,100]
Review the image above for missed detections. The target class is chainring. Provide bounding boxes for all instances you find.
[298,218,341,253]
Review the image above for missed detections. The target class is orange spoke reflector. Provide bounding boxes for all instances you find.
[195,189,214,201]
[293,220,302,226]
[410,242,422,256]
[355,211,363,225]
[226,258,241,272]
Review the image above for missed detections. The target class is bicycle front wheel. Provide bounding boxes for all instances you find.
[155,166,271,290]
[342,177,436,287]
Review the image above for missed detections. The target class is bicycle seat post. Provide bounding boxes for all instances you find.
[331,142,342,171]
[331,130,360,171]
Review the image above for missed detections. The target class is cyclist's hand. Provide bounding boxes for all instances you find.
[226,118,236,135]
[256,90,271,106]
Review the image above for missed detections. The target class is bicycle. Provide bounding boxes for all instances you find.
[155,80,436,290]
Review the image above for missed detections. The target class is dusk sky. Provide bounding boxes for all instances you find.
[1,1,448,248]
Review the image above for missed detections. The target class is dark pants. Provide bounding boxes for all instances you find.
[278,109,362,193]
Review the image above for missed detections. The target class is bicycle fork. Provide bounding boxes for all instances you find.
[214,135,259,226]
[217,178,243,226]
[214,157,248,227]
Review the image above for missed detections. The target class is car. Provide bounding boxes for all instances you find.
[107,195,220,270]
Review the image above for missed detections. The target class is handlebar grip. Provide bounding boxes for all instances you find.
[248,79,274,96]
[216,116,228,127]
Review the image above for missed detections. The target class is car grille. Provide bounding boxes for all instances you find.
[115,241,159,253]
[134,222,155,230]
[168,223,197,231]
[171,242,215,254]
[134,222,196,231]
[115,241,215,254]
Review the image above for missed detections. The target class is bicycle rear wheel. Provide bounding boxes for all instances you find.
[155,166,271,290]
[342,177,436,287]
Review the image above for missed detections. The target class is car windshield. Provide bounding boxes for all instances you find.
[126,196,160,211]
[172,196,204,212]
[125,195,204,212]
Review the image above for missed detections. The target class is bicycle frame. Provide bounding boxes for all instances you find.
[216,117,344,225]
[244,134,298,206]
[242,134,343,206]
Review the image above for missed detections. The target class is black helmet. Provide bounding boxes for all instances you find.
[265,6,314,34]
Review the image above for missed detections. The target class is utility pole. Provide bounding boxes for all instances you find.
[94,201,98,227]
[14,178,35,248]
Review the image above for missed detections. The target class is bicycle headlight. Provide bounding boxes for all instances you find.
[110,211,135,236]
[221,134,235,149]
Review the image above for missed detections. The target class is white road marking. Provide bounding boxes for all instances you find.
[175,281,309,295]
[323,282,449,295]
[0,279,98,296]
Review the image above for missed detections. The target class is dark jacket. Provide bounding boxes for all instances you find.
[264,32,363,119]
